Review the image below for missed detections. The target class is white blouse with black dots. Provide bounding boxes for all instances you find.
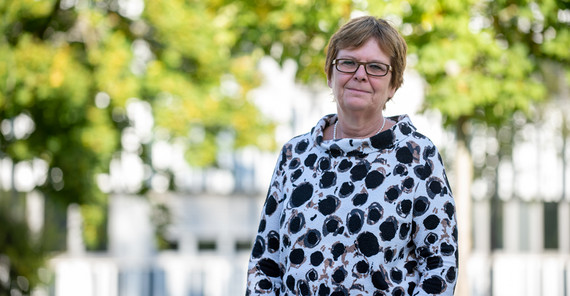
[246,114,458,296]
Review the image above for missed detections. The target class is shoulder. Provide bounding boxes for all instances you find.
[280,131,312,154]
[274,132,313,169]
[407,130,438,151]
[279,114,332,154]
[392,115,439,148]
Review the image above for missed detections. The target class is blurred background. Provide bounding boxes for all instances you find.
[1,0,569,295]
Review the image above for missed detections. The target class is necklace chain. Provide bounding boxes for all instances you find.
[333,117,386,140]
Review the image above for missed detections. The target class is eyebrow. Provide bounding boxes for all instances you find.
[336,56,388,64]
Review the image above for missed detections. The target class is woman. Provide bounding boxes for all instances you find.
[247,16,458,296]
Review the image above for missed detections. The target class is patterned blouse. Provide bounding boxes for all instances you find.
[246,114,458,296]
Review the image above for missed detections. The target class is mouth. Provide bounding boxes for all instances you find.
[346,87,370,94]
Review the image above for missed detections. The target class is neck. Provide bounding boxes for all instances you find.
[334,115,386,139]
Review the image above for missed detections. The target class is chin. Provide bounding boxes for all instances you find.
[339,98,373,110]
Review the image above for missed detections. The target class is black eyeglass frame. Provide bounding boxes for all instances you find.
[332,59,393,77]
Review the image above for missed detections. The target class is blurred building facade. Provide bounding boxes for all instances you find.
[42,58,570,296]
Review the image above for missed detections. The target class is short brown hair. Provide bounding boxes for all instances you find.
[325,16,407,93]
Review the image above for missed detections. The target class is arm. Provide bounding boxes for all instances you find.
[246,145,288,295]
[412,145,458,295]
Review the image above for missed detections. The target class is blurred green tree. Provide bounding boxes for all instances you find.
[0,0,357,292]
[0,204,46,295]
[0,0,350,292]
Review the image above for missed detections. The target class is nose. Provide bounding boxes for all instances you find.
[353,64,368,81]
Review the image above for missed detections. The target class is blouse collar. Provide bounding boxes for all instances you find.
[311,114,417,157]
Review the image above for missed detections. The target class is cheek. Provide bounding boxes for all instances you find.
[329,76,343,94]
[373,80,394,96]
[330,73,350,90]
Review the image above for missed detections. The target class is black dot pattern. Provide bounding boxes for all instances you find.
[246,115,458,295]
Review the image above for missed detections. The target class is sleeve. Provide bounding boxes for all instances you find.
[245,145,289,295]
[412,143,458,296]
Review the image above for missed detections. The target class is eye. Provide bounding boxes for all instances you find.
[339,59,356,66]
[368,63,388,72]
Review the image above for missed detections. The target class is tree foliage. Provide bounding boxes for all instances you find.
[0,200,47,295]
[367,0,569,126]
[0,0,353,291]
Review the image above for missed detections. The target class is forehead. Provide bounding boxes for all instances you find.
[336,38,390,62]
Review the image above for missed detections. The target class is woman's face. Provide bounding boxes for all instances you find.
[328,38,396,117]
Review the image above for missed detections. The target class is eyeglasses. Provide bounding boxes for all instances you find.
[332,59,392,77]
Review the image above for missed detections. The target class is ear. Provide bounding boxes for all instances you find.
[327,76,332,88]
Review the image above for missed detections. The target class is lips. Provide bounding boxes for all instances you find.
[346,87,371,94]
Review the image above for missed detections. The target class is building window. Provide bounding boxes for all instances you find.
[544,202,559,250]
[235,240,252,252]
[198,240,217,251]
[490,198,504,250]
